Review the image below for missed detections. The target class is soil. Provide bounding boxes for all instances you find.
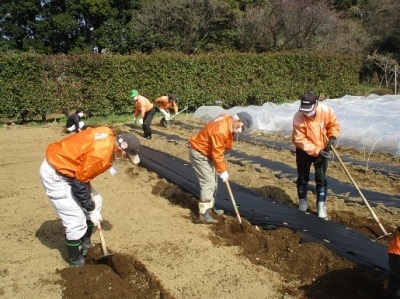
[1,114,399,299]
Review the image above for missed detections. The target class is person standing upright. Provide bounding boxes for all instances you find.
[292,91,340,219]
[189,111,253,223]
[66,109,85,133]
[155,94,179,128]
[131,89,156,139]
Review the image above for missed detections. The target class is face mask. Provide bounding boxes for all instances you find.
[303,110,316,118]
[235,126,243,134]
[78,112,84,117]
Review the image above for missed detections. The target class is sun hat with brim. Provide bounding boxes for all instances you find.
[117,133,141,164]
[130,89,139,98]
[299,91,318,112]
[237,111,253,134]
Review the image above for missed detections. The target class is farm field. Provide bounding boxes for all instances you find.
[1,115,399,299]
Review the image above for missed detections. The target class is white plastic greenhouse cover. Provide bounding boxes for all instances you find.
[192,94,400,157]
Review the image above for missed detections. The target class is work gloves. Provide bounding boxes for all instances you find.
[133,117,143,126]
[319,150,332,160]
[88,210,103,226]
[219,171,229,182]
[327,136,337,150]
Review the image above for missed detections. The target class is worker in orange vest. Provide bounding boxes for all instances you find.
[39,127,141,266]
[131,89,156,139]
[388,233,400,298]
[155,94,178,128]
[189,112,253,223]
[292,91,340,219]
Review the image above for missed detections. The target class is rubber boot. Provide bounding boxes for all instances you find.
[81,220,94,257]
[298,198,308,212]
[297,184,308,212]
[316,186,328,219]
[212,207,224,215]
[210,198,224,215]
[66,239,85,267]
[199,209,218,223]
[199,201,217,223]
[160,117,167,128]
[165,120,170,128]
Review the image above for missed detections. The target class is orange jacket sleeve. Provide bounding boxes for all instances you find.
[189,114,233,173]
[389,234,400,255]
[292,105,340,157]
[46,126,115,182]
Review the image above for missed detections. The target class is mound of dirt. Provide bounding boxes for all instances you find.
[58,246,174,299]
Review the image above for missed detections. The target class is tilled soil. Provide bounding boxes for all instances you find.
[1,114,399,299]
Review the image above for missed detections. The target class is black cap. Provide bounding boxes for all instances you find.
[117,133,141,164]
[237,111,253,134]
[299,91,318,112]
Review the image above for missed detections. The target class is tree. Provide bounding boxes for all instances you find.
[271,0,344,51]
[234,2,275,52]
[128,0,236,54]
[359,0,400,58]
[366,53,399,89]
[0,0,42,51]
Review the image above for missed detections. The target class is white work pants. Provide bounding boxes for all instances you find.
[159,109,171,121]
[39,159,102,240]
[189,148,218,209]
[66,121,85,132]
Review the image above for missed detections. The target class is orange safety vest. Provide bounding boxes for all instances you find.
[189,114,234,173]
[292,104,340,157]
[134,95,154,118]
[155,96,178,113]
[46,126,115,182]
[389,234,400,255]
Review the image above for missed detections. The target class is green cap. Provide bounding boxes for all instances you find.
[130,89,138,98]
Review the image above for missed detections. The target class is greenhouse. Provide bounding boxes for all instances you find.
[193,94,400,158]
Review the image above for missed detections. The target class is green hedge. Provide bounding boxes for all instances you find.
[0,52,362,123]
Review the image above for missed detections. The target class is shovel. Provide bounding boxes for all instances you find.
[326,139,391,239]
[96,222,114,260]
[89,183,114,260]
[225,180,242,224]
[169,107,188,120]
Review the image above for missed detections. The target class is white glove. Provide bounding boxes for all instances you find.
[139,118,143,125]
[219,171,229,182]
[89,210,103,226]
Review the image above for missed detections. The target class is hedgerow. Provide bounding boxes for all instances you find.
[0,52,361,123]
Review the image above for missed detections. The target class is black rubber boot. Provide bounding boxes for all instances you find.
[199,209,217,224]
[66,239,85,267]
[81,220,94,257]
[160,117,168,128]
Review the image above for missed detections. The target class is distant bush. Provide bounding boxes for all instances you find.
[0,52,362,123]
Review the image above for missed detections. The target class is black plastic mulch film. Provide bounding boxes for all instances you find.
[132,124,400,276]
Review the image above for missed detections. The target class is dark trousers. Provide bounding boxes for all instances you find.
[143,108,156,138]
[295,148,328,189]
[388,253,400,298]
